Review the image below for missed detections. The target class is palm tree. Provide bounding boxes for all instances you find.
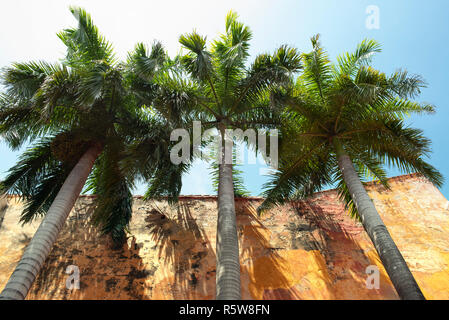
[176,11,302,299]
[259,35,443,300]
[0,7,172,300]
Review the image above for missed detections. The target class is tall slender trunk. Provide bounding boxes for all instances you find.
[215,125,241,300]
[0,145,101,300]
[334,140,425,300]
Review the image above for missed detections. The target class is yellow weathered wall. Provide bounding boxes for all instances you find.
[0,173,448,300]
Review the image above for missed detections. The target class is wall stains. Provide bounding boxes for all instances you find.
[0,174,448,300]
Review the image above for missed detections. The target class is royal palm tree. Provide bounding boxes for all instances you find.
[0,7,173,300]
[260,35,443,300]
[176,11,302,299]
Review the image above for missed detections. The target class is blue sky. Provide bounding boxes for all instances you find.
[0,0,448,197]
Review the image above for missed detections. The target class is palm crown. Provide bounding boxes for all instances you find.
[0,7,174,243]
[260,34,443,215]
[178,11,302,134]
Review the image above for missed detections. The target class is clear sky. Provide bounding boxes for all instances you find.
[0,0,448,197]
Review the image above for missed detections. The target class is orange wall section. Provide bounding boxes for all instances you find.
[0,173,448,300]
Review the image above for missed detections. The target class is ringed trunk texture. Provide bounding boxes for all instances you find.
[0,145,101,300]
[215,127,241,300]
[335,142,425,300]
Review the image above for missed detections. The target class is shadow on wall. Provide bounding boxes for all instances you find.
[237,201,300,299]
[28,200,151,300]
[292,198,397,299]
[0,196,8,230]
[21,195,398,300]
[146,202,216,299]
[26,199,216,300]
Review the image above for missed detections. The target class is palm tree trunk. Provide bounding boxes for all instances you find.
[0,145,101,300]
[334,140,425,300]
[215,125,241,300]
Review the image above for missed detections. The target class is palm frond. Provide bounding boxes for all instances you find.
[0,137,56,196]
[87,143,133,245]
[127,41,166,81]
[336,39,381,77]
[20,164,70,223]
[58,6,114,65]
[300,34,332,103]
[258,140,331,213]
[387,69,427,99]
[349,118,443,187]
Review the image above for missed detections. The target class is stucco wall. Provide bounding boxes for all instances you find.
[0,173,448,300]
